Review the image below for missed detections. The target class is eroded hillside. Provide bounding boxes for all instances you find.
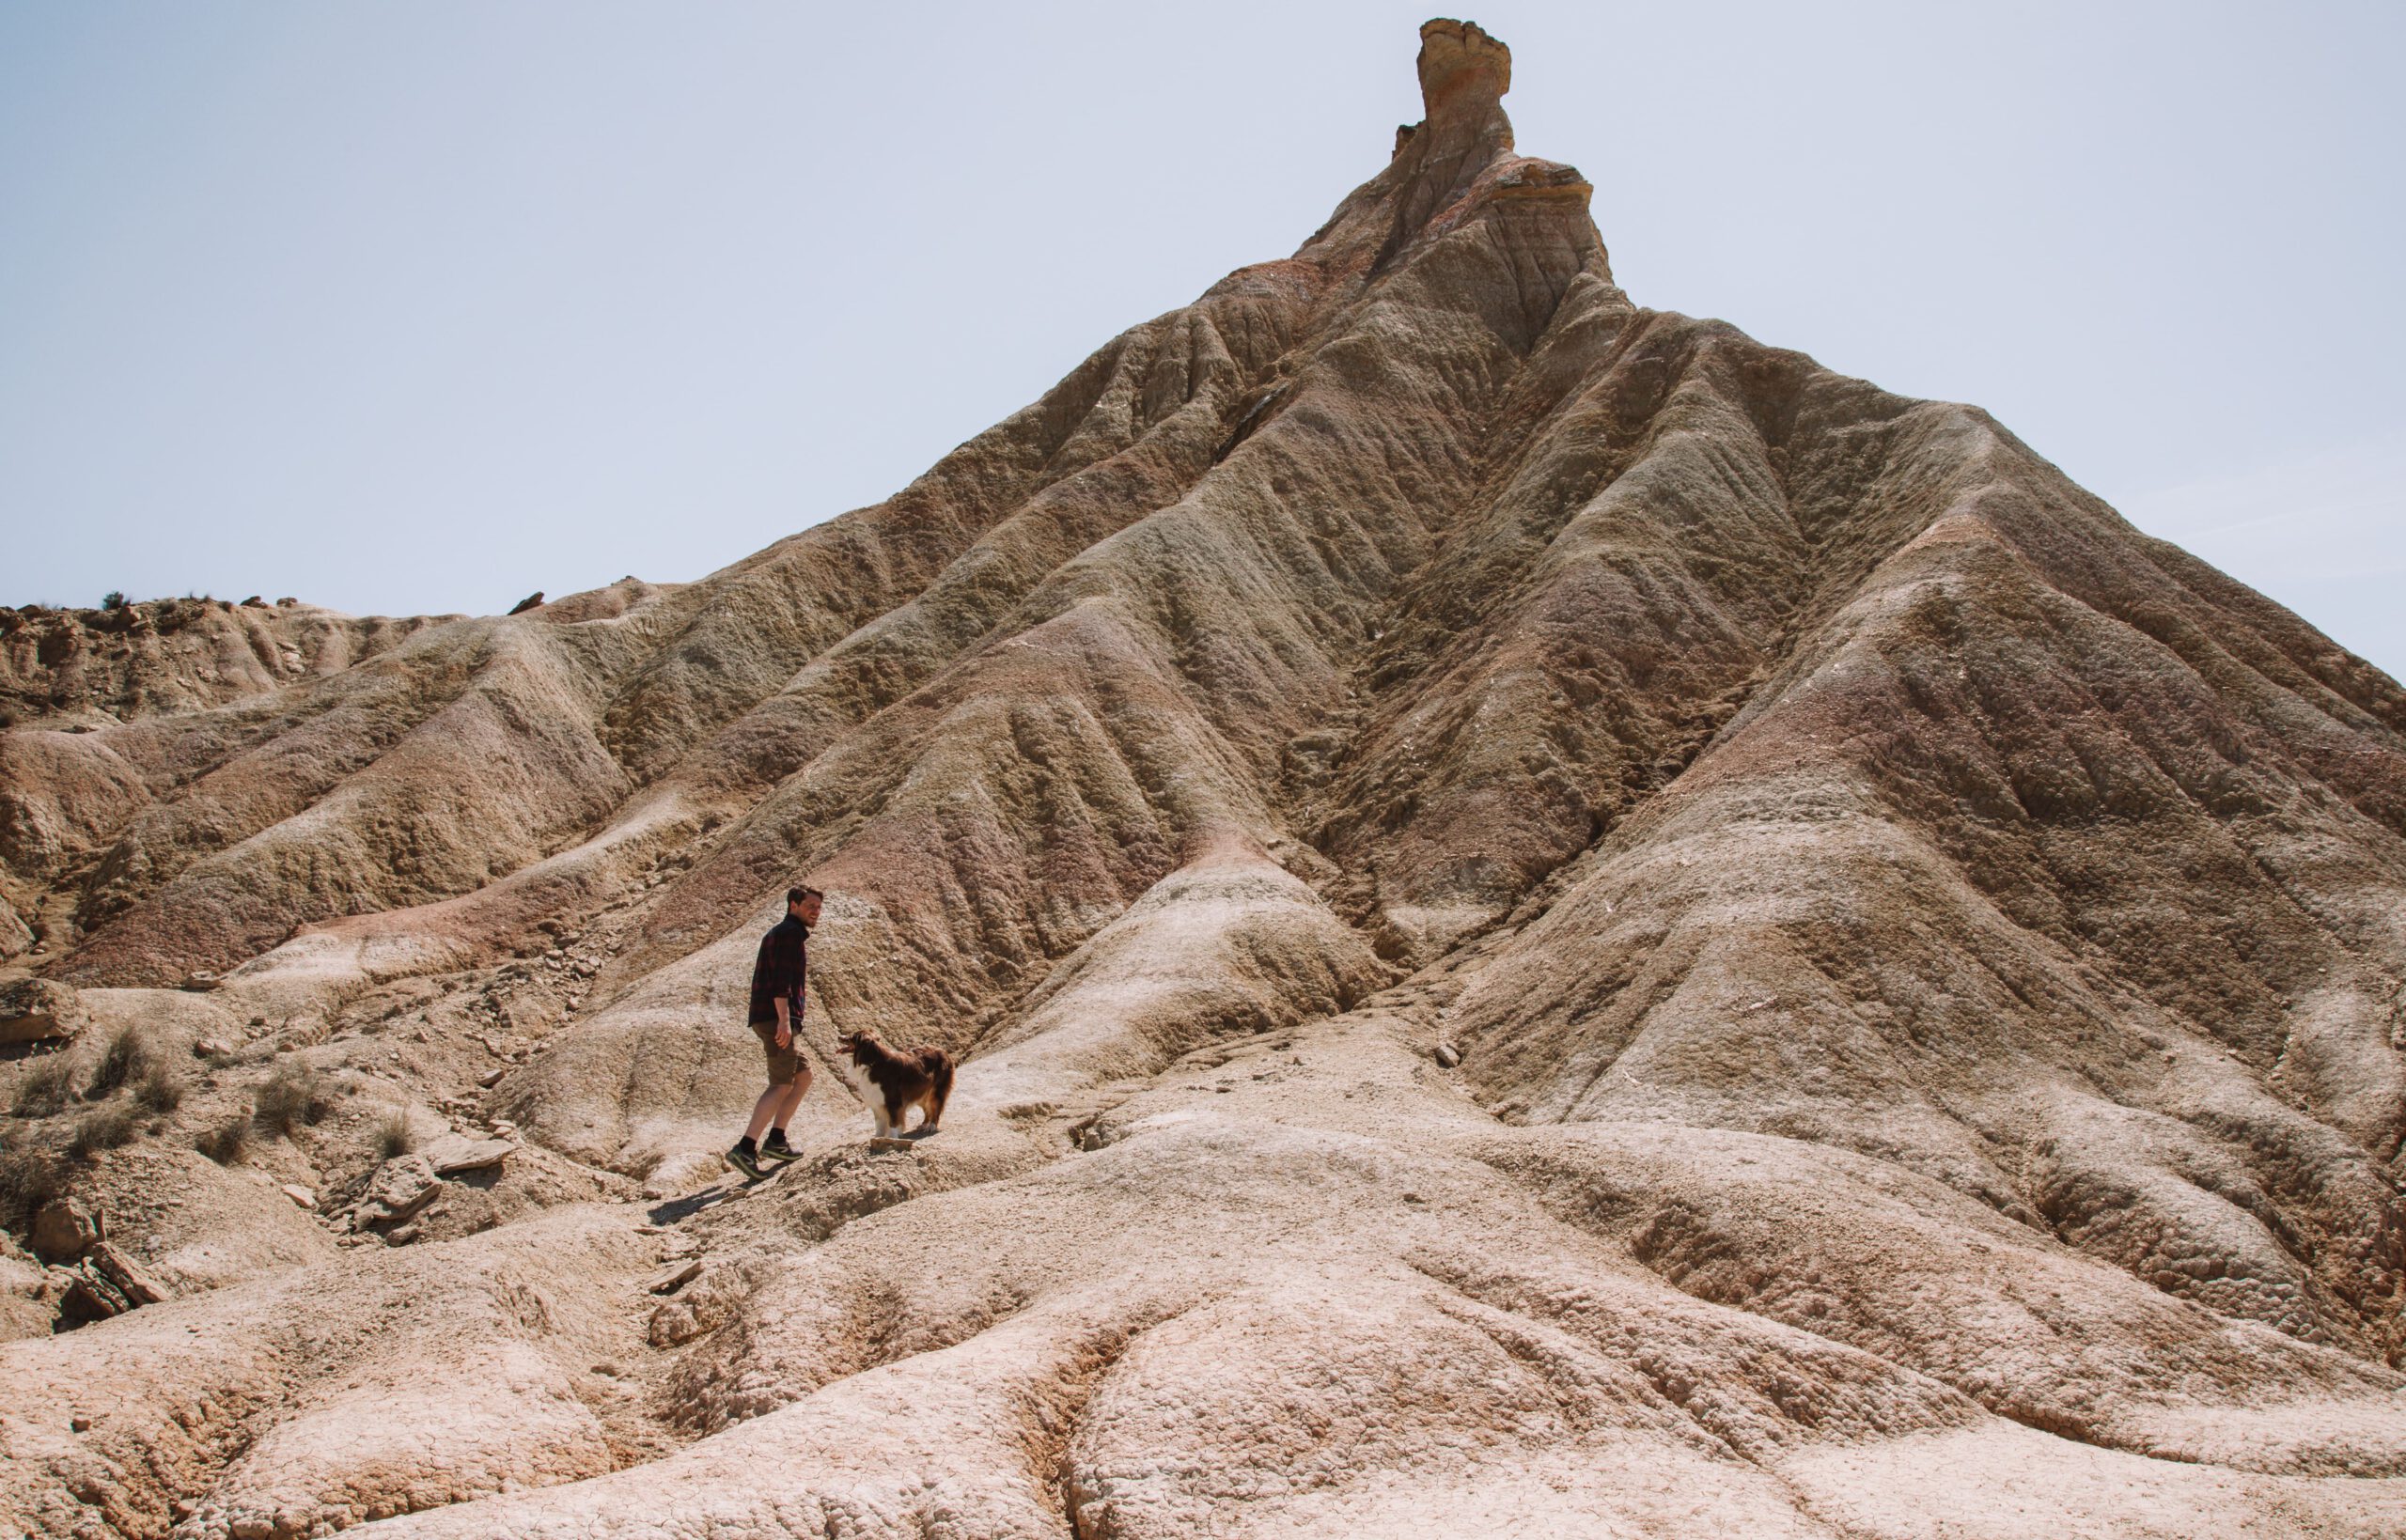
[4,19,2404,1539]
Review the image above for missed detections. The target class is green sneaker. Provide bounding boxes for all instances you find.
[725,1143,765,1180]
[759,1134,800,1165]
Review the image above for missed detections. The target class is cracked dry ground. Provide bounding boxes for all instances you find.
[5,19,2405,1540]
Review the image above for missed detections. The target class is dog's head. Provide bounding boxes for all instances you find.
[836,1029,878,1062]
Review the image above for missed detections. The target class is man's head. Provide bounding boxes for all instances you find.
[787,885,824,926]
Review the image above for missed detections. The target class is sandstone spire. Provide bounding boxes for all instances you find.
[1413,17,1513,144]
[1379,18,1522,252]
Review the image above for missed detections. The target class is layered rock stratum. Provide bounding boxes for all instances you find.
[5,19,2404,1538]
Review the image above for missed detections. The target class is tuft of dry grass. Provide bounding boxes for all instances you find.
[253,1064,338,1137]
[85,1025,144,1100]
[374,1106,419,1160]
[195,1115,250,1166]
[68,1103,141,1160]
[134,1060,184,1114]
[0,1144,67,1231]
[10,1054,75,1118]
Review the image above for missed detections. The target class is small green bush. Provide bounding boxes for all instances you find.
[101,591,126,611]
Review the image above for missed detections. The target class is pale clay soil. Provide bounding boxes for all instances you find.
[4,19,2404,1540]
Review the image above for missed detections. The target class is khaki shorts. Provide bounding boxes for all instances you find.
[751,1019,805,1087]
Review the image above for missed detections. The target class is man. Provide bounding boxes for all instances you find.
[726,885,821,1178]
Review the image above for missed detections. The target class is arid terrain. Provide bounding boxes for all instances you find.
[4,19,2403,1538]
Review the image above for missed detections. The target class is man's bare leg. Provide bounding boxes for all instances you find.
[743,1082,787,1144]
[767,1072,808,1138]
[745,1070,807,1139]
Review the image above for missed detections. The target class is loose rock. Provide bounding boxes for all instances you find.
[0,979,86,1045]
[353,1154,441,1226]
[31,1197,102,1263]
[420,1133,515,1176]
[84,1241,169,1306]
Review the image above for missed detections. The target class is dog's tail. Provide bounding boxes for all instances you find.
[924,1050,954,1129]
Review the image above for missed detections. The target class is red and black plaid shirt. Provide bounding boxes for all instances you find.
[747,915,808,1024]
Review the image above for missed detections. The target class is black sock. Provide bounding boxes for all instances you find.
[735,1135,758,1154]
[765,1128,789,1146]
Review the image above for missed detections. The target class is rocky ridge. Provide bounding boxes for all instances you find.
[3,18,2404,1538]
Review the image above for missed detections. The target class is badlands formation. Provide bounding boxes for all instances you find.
[5,19,2405,1538]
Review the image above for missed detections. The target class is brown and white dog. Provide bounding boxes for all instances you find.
[835,1029,954,1139]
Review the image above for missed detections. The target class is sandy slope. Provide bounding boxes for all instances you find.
[3,18,2402,1538]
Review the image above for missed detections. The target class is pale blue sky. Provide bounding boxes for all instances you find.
[3,2,2400,679]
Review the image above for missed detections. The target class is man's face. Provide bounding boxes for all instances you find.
[795,894,823,926]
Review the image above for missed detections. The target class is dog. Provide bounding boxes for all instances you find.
[835,1029,954,1139]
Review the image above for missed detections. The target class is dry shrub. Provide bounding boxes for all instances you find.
[134,1060,184,1114]
[68,1104,141,1160]
[86,1025,145,1099]
[374,1106,418,1160]
[253,1065,337,1136]
[0,1145,67,1231]
[196,1115,250,1166]
[10,1054,75,1118]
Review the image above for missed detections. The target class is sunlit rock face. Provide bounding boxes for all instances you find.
[5,18,2405,1540]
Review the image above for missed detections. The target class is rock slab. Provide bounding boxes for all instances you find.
[354,1155,441,1226]
[0,979,85,1045]
[420,1133,515,1176]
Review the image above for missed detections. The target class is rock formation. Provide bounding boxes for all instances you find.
[4,18,2403,1537]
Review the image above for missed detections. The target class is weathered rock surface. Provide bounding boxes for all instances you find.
[28,1197,100,1264]
[0,978,83,1043]
[3,16,2403,1538]
[419,1133,514,1176]
[354,1155,441,1227]
[81,1241,169,1308]
[0,597,447,730]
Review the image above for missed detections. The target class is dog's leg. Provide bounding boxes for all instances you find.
[924,1058,952,1132]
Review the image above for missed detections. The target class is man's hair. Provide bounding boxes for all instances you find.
[787,885,824,907]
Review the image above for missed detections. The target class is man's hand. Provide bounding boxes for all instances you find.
[774,999,792,1050]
